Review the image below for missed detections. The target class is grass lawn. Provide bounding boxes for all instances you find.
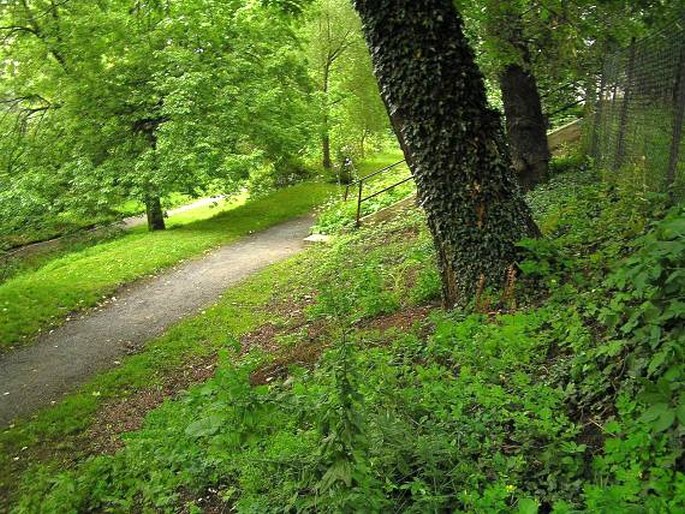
[352,148,406,176]
[0,192,198,251]
[0,192,250,285]
[0,182,337,352]
[161,191,248,228]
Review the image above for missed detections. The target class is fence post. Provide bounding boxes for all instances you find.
[591,67,607,160]
[615,38,637,170]
[667,49,685,195]
[356,180,363,227]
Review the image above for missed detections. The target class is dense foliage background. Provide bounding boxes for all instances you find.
[1,1,684,512]
[0,0,389,246]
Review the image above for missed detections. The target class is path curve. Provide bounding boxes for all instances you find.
[0,215,313,425]
[4,195,227,261]
[121,195,227,229]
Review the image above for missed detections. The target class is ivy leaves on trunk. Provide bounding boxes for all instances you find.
[354,0,539,307]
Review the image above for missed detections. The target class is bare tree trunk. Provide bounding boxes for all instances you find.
[500,62,550,191]
[360,129,367,159]
[145,194,165,231]
[322,128,332,170]
[322,62,332,170]
[354,0,539,307]
[134,117,167,231]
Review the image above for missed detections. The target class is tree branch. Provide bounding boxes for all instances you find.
[0,24,40,36]
[14,0,69,71]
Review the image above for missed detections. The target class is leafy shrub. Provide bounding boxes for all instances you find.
[248,157,318,199]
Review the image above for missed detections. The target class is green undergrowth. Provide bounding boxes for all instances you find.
[0,182,336,352]
[6,162,685,512]
[0,247,319,509]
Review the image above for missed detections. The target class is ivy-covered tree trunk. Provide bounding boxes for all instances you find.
[145,194,165,231]
[354,0,539,307]
[500,62,550,192]
[322,127,332,170]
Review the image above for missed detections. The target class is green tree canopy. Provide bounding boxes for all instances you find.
[1,0,314,232]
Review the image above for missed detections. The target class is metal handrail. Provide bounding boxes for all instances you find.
[340,158,413,227]
[547,99,585,118]
[343,159,406,201]
[360,175,414,203]
[540,81,580,100]
[354,174,414,226]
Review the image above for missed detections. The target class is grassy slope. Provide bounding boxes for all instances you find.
[4,161,684,512]
[159,192,247,228]
[1,191,196,250]
[0,193,192,249]
[0,182,336,351]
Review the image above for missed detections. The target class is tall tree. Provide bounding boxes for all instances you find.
[489,5,550,191]
[330,29,388,160]
[458,0,551,191]
[459,0,679,161]
[301,0,359,170]
[0,0,313,234]
[354,0,539,307]
[455,0,667,190]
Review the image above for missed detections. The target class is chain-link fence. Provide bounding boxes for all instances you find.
[590,20,685,200]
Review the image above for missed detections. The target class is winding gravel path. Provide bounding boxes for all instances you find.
[0,215,313,426]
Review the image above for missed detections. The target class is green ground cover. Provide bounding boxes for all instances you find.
[0,248,314,509]
[0,182,336,352]
[3,156,684,512]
